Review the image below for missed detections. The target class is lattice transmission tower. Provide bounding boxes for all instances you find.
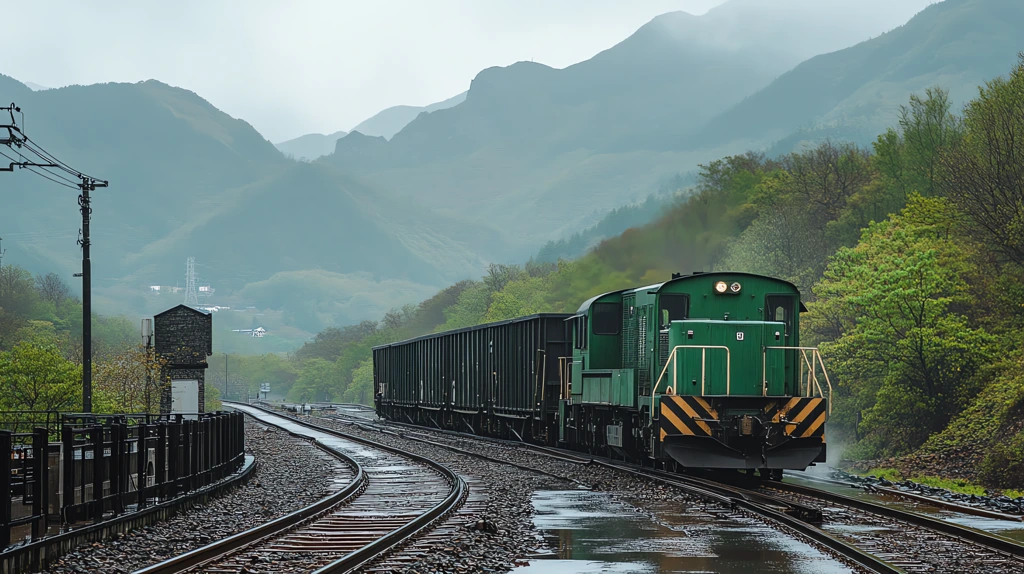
[184,256,199,306]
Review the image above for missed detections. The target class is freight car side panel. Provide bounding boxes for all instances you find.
[373,314,570,420]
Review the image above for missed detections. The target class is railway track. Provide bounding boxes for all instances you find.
[319,408,1024,573]
[134,403,466,574]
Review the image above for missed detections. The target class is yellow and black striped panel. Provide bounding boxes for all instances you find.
[764,397,827,438]
[660,396,719,440]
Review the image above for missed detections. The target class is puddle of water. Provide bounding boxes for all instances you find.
[514,490,854,574]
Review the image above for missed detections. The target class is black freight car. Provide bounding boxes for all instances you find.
[373,314,570,443]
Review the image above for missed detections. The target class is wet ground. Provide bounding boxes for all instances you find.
[785,471,1024,544]
[511,490,854,573]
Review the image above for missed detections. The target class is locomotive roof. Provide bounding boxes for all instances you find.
[574,288,633,315]
[573,272,803,317]
[372,313,572,350]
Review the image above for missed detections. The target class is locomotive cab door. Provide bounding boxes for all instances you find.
[765,295,797,395]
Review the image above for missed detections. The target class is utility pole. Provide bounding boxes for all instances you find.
[0,236,5,267]
[2,103,108,413]
[224,353,228,401]
[78,177,106,413]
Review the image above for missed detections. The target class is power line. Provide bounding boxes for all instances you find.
[1,102,109,414]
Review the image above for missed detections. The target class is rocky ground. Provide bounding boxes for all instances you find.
[41,419,344,574]
[306,414,865,574]
[841,445,985,483]
[833,468,1024,516]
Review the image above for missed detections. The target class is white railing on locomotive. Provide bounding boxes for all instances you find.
[761,346,833,414]
[650,345,732,413]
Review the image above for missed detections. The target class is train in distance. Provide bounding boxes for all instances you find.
[372,271,832,479]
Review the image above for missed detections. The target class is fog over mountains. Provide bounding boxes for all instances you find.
[1,0,1014,345]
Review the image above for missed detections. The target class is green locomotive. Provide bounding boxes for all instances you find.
[374,271,832,476]
[560,271,830,477]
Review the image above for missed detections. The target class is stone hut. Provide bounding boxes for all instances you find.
[154,305,213,414]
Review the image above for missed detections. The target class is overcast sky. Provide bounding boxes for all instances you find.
[5,1,928,143]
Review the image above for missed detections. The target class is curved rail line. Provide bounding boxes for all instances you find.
[135,403,467,574]
[318,410,899,573]
[325,408,1024,573]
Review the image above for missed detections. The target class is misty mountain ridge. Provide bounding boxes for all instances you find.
[274,130,348,161]
[0,75,496,338]
[323,0,939,243]
[701,0,1020,150]
[350,91,467,140]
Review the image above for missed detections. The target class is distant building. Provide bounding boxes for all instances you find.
[154,304,213,415]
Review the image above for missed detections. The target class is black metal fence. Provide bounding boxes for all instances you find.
[1,411,244,551]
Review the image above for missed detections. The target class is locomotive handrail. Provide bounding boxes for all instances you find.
[651,345,731,414]
[762,346,833,414]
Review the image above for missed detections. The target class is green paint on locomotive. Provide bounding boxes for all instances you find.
[565,271,828,471]
[572,273,803,404]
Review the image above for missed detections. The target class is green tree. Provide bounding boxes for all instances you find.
[940,55,1024,266]
[874,88,962,200]
[342,359,374,405]
[289,358,338,402]
[0,342,82,412]
[808,196,993,456]
[439,282,491,331]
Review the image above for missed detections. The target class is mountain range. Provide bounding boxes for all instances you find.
[2,0,1016,347]
[273,91,467,161]
[274,130,348,161]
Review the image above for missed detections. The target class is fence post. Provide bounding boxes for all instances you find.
[136,422,148,509]
[1,430,12,550]
[61,424,75,523]
[155,422,167,500]
[181,420,192,493]
[31,427,48,540]
[110,422,123,516]
[167,420,179,498]
[90,425,104,523]
[237,411,244,468]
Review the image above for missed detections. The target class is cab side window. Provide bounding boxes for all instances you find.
[765,295,794,331]
[659,294,689,327]
[592,302,621,335]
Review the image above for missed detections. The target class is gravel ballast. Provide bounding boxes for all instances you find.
[41,418,344,574]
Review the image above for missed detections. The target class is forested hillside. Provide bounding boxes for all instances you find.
[3,0,1016,347]
[268,56,1024,489]
[0,265,220,413]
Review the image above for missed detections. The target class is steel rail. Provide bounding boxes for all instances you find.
[786,471,1024,522]
[132,412,367,574]
[233,402,469,574]
[768,480,1024,559]
[321,411,898,573]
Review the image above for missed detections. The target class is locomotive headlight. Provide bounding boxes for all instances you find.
[730,282,742,293]
[714,281,729,294]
